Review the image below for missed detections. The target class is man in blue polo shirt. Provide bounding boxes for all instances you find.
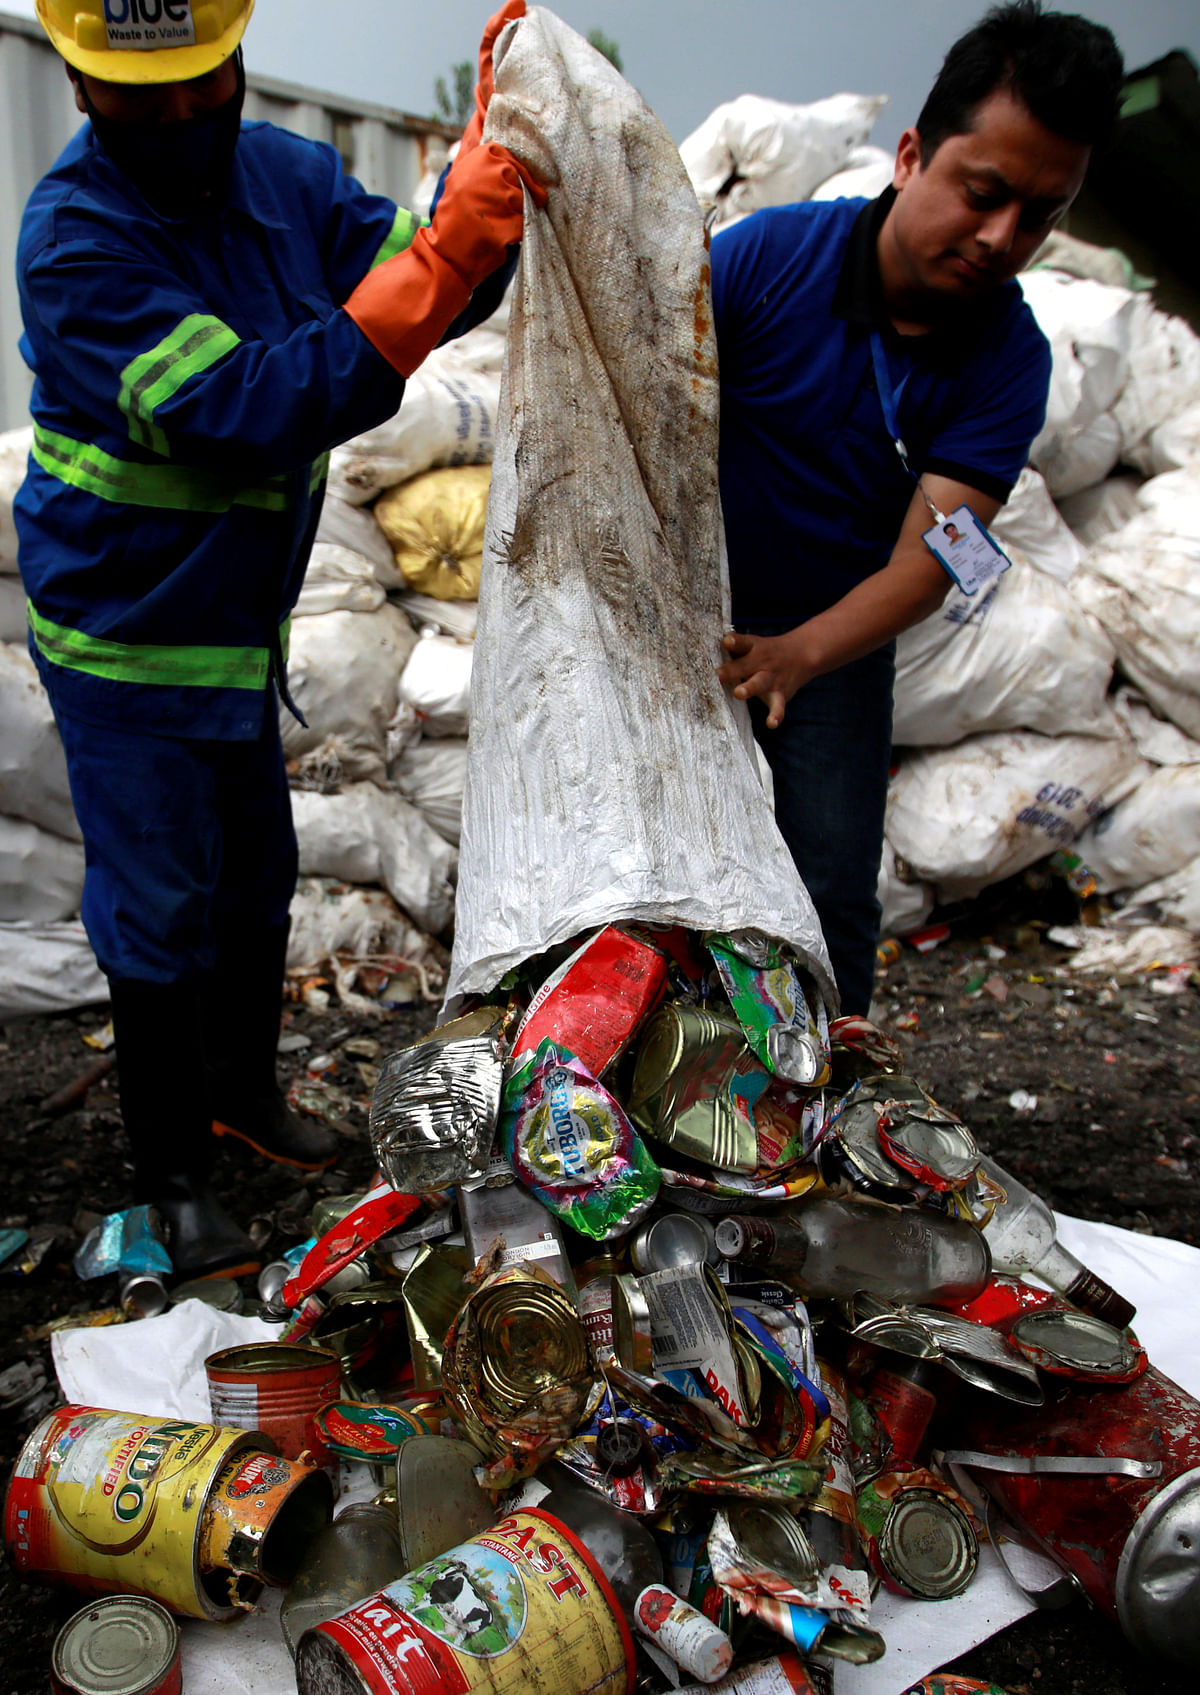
[715,1,1123,1014]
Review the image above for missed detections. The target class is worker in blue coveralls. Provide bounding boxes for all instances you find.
[17,0,539,1280]
[715,2,1123,1015]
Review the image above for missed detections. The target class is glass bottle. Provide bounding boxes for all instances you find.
[714,1195,990,1306]
[533,1464,733,1683]
[974,1154,1135,1327]
[281,1498,407,1656]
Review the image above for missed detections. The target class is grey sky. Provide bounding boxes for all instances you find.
[7,1,1199,150]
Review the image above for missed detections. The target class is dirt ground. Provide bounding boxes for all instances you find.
[1,882,1197,1694]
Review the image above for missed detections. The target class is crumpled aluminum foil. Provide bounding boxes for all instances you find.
[370,1010,504,1193]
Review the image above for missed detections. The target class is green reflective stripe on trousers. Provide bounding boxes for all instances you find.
[309,451,330,493]
[118,314,242,456]
[369,207,426,270]
[27,599,277,690]
[32,425,288,513]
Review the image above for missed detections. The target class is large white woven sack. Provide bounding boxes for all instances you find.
[390,737,469,845]
[1056,473,1143,548]
[1075,467,1200,739]
[327,354,503,509]
[892,548,1116,748]
[885,730,1146,903]
[294,544,386,618]
[280,605,418,785]
[680,91,887,229]
[0,920,106,1020]
[447,9,832,1006]
[0,644,80,842]
[291,783,456,936]
[0,427,31,574]
[1078,764,1200,896]
[1018,271,1134,460]
[1112,295,1200,469]
[990,467,1080,582]
[0,815,84,923]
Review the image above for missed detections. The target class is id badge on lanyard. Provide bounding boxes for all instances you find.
[870,332,1011,596]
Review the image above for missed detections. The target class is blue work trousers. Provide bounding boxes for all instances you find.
[740,632,895,1016]
[54,701,298,986]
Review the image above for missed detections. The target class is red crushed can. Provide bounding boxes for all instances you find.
[946,1363,1200,1669]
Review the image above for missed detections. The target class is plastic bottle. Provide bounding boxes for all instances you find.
[714,1195,991,1306]
[281,1499,407,1656]
[975,1154,1135,1327]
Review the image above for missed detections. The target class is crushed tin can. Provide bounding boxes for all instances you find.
[50,1595,181,1695]
[168,1276,242,1313]
[823,1075,978,1196]
[706,933,831,1087]
[855,1467,979,1598]
[1003,1307,1148,1384]
[312,1401,429,1465]
[510,924,668,1076]
[628,1002,772,1172]
[400,1242,471,1391]
[439,1263,596,1488]
[281,1181,422,1310]
[369,1006,505,1193]
[849,1297,1044,1406]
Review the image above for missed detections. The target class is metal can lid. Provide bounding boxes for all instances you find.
[631,1212,718,1274]
[169,1276,242,1311]
[52,1597,179,1695]
[876,1488,978,1599]
[1008,1308,1142,1378]
[726,1501,818,1590]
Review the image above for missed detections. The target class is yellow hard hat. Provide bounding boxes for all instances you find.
[36,1,253,85]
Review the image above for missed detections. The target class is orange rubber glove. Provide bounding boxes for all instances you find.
[345,142,544,378]
[459,0,526,159]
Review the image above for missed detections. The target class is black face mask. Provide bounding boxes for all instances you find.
[81,51,245,219]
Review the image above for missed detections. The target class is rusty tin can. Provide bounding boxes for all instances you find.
[948,1363,1200,1668]
[205,1341,342,1464]
[50,1595,182,1695]
[198,1446,333,1588]
[4,1405,298,1618]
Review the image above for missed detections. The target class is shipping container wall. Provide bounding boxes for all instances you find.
[0,9,454,431]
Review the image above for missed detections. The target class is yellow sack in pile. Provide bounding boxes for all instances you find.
[373,464,491,600]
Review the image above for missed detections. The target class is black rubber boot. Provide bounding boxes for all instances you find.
[206,920,339,1172]
[109,977,261,1282]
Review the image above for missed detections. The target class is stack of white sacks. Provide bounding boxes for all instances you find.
[3,91,1200,1016]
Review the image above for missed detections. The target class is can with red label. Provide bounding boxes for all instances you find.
[295,1507,635,1695]
[205,1341,342,1467]
[51,1596,181,1695]
[949,1363,1200,1669]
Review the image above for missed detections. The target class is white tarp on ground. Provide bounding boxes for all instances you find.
[46,1216,1200,1695]
[447,9,832,1005]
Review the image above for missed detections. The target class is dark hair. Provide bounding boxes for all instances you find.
[916,1,1125,160]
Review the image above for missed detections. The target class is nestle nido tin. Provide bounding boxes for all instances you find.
[4,1404,330,1619]
[51,1596,181,1695]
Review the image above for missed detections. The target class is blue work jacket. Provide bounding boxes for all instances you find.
[16,119,444,738]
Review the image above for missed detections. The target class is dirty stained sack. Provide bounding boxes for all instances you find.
[446,8,832,1005]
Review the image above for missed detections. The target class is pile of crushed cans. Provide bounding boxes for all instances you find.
[5,922,1198,1695]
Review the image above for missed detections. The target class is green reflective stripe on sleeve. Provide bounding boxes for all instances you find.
[27,600,274,690]
[32,425,288,513]
[118,314,241,456]
[309,451,330,493]
[369,208,426,270]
